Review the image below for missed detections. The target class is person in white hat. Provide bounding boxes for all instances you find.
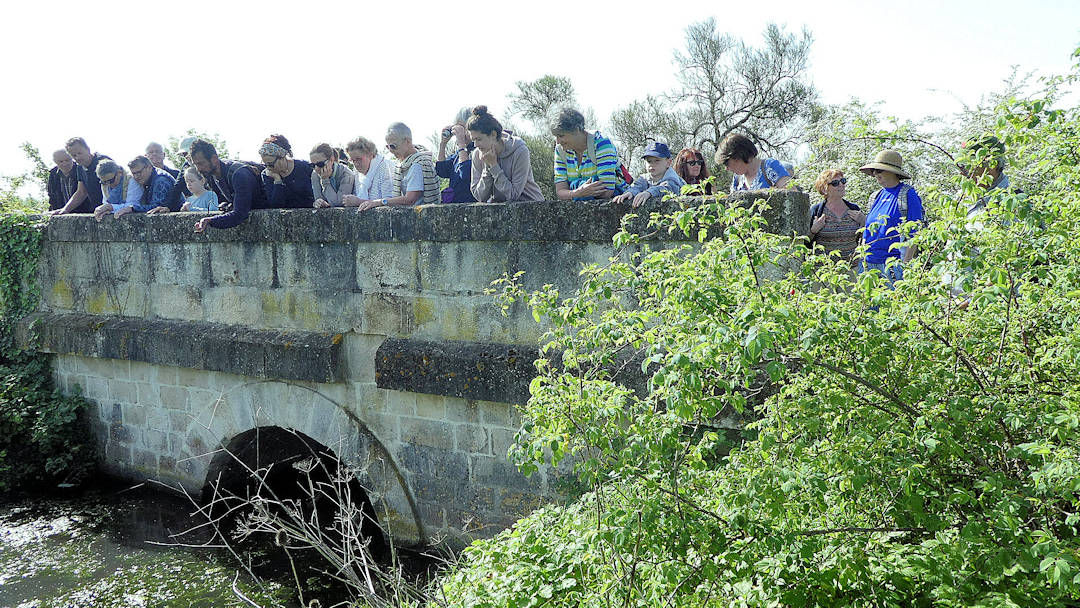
[858,149,924,287]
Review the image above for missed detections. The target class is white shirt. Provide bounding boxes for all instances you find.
[354,153,394,200]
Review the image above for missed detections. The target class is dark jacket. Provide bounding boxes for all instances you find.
[207,160,268,229]
[47,166,79,211]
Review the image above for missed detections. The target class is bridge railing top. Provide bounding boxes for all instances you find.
[33,192,809,244]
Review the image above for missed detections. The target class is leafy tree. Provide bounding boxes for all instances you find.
[165,129,230,168]
[611,20,816,166]
[439,47,1080,607]
[506,75,577,133]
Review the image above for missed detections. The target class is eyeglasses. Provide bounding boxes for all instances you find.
[828,177,848,187]
[312,159,329,169]
[685,160,703,166]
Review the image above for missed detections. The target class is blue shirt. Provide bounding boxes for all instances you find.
[730,158,789,192]
[263,159,316,209]
[435,146,476,203]
[185,190,219,212]
[863,183,924,263]
[133,169,176,212]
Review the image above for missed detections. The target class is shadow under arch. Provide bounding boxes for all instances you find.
[201,425,385,550]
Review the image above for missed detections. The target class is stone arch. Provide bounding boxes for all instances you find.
[202,425,385,547]
[194,379,427,545]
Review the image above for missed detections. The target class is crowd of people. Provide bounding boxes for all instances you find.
[41,105,1010,286]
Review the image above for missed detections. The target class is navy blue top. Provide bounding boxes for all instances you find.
[435,148,476,203]
[263,159,316,209]
[75,153,111,213]
[208,160,269,229]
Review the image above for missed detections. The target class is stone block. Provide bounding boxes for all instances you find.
[477,400,512,427]
[343,334,384,383]
[355,242,419,290]
[146,407,169,432]
[148,284,204,321]
[490,428,517,458]
[158,385,189,411]
[470,455,541,492]
[384,390,416,416]
[132,449,158,473]
[414,393,446,419]
[105,441,132,465]
[455,425,490,455]
[399,418,454,451]
[278,242,357,291]
[108,379,138,404]
[143,429,168,452]
[445,397,479,424]
[201,286,263,326]
[168,412,191,434]
[359,293,419,337]
[109,422,132,444]
[418,241,511,294]
[149,242,208,286]
[206,242,276,287]
[85,377,109,401]
[123,405,147,427]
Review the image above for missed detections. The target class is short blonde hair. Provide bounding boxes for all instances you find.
[814,168,844,197]
[346,136,377,156]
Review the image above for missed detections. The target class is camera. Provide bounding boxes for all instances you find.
[441,127,453,139]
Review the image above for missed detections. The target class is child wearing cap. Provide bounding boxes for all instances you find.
[613,143,687,208]
[858,149,924,286]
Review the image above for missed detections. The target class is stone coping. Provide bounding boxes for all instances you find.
[17,313,345,383]
[37,192,808,244]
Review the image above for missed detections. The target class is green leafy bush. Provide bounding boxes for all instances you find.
[0,211,92,492]
[438,49,1080,607]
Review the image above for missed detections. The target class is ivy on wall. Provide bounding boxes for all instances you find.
[0,212,92,492]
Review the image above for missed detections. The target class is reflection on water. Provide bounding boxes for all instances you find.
[0,478,293,608]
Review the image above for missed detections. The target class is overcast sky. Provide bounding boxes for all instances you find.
[1,0,1077,177]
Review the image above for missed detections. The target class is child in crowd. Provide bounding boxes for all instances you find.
[613,142,686,208]
[181,166,218,212]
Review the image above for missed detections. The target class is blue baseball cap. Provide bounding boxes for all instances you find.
[641,142,671,159]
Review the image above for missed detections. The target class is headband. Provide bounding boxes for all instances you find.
[259,142,289,158]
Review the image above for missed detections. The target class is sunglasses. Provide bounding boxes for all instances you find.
[685,160,703,166]
[828,177,848,187]
[385,143,398,152]
[312,159,329,169]
[101,173,121,186]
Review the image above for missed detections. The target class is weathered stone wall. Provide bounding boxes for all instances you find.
[21,193,809,547]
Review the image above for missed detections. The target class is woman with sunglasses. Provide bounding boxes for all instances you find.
[260,134,316,208]
[92,159,143,221]
[310,143,356,208]
[673,147,713,194]
[808,169,865,263]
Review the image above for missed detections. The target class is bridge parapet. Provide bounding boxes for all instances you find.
[20,192,809,546]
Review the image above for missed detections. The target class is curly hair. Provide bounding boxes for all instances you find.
[346,136,378,156]
[814,168,844,197]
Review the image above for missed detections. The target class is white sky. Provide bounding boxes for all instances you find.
[0,0,1077,177]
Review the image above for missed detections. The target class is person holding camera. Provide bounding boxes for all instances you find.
[435,106,477,203]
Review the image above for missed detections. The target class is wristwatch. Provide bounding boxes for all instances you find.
[380,198,388,206]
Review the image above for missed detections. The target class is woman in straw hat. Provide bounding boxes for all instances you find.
[858,149,924,287]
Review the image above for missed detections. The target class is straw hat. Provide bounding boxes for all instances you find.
[859,149,911,180]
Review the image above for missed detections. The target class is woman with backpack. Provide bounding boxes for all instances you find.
[808,169,865,264]
[550,107,628,201]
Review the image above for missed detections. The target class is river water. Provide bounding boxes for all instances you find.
[0,478,295,607]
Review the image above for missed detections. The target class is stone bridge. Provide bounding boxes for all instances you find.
[16,192,808,548]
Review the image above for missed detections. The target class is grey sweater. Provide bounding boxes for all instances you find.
[311,162,357,207]
[470,134,544,202]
